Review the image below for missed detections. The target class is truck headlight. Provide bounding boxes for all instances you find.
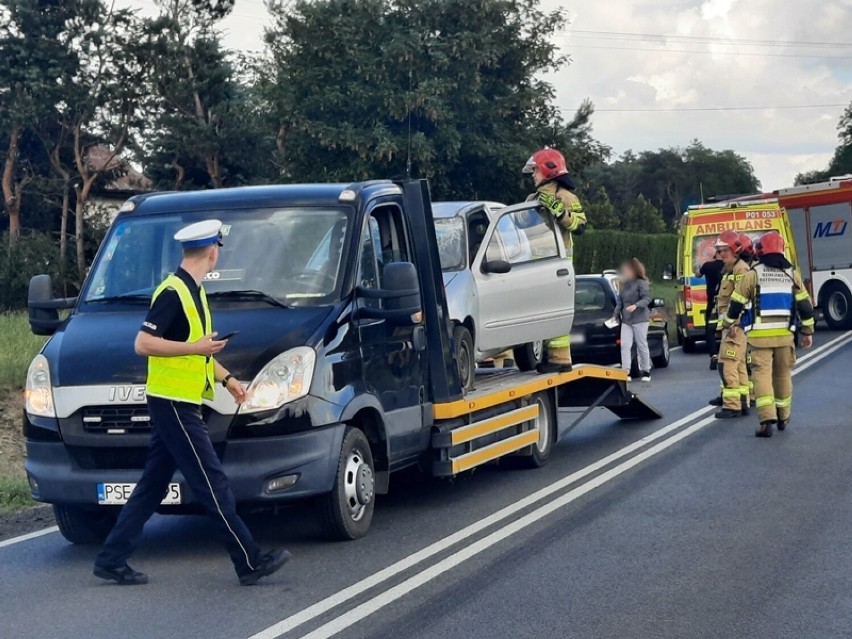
[25,354,55,418]
[241,347,316,414]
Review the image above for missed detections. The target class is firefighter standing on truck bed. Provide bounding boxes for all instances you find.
[93,220,290,586]
[523,147,587,374]
[722,230,814,437]
[711,230,751,419]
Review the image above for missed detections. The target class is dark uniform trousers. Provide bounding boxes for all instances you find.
[95,396,261,576]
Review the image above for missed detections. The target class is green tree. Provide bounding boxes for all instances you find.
[621,194,666,234]
[584,186,619,230]
[259,0,605,203]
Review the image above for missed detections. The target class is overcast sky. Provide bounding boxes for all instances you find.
[124,0,852,191]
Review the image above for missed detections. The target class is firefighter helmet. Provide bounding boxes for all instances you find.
[713,230,743,254]
[757,230,785,256]
[522,148,569,179]
[737,233,754,257]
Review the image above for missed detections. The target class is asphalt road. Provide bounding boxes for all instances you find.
[2,329,851,639]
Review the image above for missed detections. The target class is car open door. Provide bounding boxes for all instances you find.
[472,201,574,353]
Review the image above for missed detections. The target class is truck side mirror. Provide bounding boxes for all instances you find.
[356,261,423,324]
[662,263,674,281]
[482,260,511,275]
[28,274,76,336]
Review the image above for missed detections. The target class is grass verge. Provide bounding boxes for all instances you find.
[0,477,34,515]
[0,312,46,389]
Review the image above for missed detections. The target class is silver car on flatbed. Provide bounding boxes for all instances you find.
[433,200,575,389]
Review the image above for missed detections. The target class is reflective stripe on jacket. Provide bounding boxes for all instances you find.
[146,275,216,404]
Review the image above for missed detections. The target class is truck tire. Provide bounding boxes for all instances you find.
[453,325,475,391]
[53,504,118,545]
[506,391,554,470]
[822,282,852,330]
[318,427,376,540]
[513,340,544,372]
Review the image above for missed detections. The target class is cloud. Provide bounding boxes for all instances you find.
[552,0,852,190]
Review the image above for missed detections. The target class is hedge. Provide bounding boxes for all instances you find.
[573,230,677,280]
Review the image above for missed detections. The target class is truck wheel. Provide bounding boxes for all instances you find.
[453,325,475,390]
[513,340,544,372]
[652,332,671,368]
[318,427,376,540]
[823,282,852,330]
[506,392,554,470]
[53,504,117,545]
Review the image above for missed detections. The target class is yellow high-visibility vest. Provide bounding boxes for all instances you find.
[146,275,215,404]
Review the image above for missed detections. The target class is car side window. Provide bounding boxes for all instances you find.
[485,208,559,266]
[575,280,609,311]
[356,218,382,309]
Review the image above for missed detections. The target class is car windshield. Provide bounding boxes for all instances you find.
[435,217,466,271]
[82,207,350,307]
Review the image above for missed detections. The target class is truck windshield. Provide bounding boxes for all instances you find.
[83,207,350,307]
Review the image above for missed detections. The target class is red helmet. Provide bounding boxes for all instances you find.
[714,230,743,255]
[737,233,754,256]
[757,230,785,256]
[522,148,568,180]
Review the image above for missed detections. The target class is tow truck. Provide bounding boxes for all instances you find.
[25,179,661,542]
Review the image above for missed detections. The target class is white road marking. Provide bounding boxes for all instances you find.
[250,330,852,639]
[0,526,59,549]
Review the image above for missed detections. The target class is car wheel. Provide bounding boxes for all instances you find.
[513,340,544,372]
[453,325,475,391]
[317,427,376,540]
[652,331,670,368]
[823,282,852,330]
[53,504,118,545]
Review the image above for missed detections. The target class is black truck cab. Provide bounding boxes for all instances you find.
[26,180,462,541]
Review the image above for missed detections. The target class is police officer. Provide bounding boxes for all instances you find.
[712,230,751,418]
[695,251,724,370]
[722,230,815,437]
[94,220,291,586]
[522,147,587,374]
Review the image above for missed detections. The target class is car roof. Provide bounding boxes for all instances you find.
[431,201,506,219]
[119,182,403,217]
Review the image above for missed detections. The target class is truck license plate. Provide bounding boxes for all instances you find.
[97,482,181,505]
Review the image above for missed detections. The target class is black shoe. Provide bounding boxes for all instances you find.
[708,396,723,406]
[709,356,718,371]
[777,419,789,432]
[750,398,756,408]
[741,398,750,417]
[715,409,742,419]
[756,421,775,438]
[536,362,573,374]
[239,549,291,586]
[93,564,148,586]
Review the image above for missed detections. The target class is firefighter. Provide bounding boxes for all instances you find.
[722,230,815,437]
[522,147,587,374]
[738,233,757,408]
[711,230,751,418]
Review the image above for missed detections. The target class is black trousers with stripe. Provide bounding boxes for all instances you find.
[95,397,261,576]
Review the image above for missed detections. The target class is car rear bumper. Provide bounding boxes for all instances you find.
[24,424,346,505]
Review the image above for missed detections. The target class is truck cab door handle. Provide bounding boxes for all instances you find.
[557,269,570,277]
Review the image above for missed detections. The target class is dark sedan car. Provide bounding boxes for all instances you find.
[570,272,671,372]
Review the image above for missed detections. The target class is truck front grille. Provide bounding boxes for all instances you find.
[82,406,151,433]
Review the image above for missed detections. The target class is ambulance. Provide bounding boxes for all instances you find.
[777,176,852,330]
[674,198,798,352]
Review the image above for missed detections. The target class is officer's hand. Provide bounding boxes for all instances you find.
[225,377,247,404]
[801,334,813,349]
[193,332,227,356]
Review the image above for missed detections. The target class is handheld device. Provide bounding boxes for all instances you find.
[218,330,239,341]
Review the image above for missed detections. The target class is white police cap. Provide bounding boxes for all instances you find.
[174,219,223,248]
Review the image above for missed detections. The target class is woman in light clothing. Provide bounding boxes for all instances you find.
[613,258,653,381]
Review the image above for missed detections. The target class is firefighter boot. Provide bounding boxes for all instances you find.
[741,396,750,417]
[708,396,723,406]
[777,419,789,432]
[709,355,718,371]
[536,345,573,374]
[756,421,775,438]
[715,408,742,419]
